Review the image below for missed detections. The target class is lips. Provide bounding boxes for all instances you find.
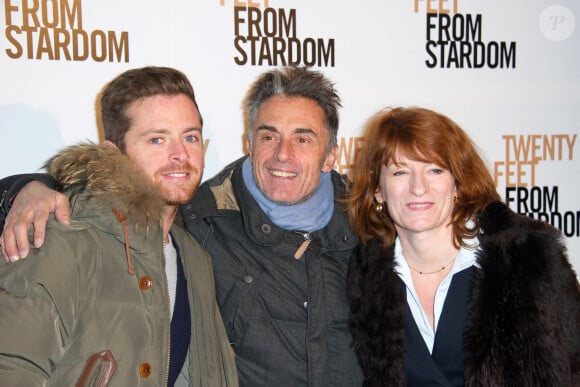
[157,167,196,180]
[406,202,433,210]
[164,171,190,178]
[268,169,297,178]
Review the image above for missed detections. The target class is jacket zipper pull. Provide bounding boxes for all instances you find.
[294,232,311,260]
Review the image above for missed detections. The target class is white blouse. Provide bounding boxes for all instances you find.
[394,236,479,354]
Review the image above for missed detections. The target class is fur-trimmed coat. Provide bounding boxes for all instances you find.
[347,201,579,387]
[0,144,238,387]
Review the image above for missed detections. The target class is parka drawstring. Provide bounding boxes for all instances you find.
[114,209,136,275]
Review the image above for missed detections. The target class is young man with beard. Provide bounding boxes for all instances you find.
[0,66,238,387]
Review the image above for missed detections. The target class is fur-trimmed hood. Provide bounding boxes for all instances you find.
[46,142,165,228]
[45,143,168,275]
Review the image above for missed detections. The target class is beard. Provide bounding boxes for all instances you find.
[153,165,201,205]
[161,183,199,205]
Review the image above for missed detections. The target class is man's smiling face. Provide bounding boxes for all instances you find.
[247,95,337,205]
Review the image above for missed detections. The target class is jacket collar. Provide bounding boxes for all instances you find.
[232,157,357,251]
[194,156,358,251]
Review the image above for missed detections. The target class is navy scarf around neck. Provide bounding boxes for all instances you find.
[241,158,334,232]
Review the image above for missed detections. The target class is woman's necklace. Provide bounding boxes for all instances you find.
[407,255,457,275]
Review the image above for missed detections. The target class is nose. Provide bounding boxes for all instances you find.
[275,137,293,162]
[409,172,428,196]
[170,140,189,164]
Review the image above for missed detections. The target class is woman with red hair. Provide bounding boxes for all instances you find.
[346,107,579,386]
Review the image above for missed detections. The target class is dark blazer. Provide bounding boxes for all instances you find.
[347,201,580,387]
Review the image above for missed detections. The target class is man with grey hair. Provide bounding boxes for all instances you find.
[0,67,364,387]
[182,67,363,386]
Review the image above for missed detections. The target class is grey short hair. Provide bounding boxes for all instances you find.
[245,67,341,154]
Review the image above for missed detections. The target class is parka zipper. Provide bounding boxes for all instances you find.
[294,231,311,259]
[162,235,171,387]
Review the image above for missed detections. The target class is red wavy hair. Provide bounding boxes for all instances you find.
[347,107,500,247]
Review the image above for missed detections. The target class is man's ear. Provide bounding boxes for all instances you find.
[102,140,118,149]
[321,144,338,172]
[246,138,253,162]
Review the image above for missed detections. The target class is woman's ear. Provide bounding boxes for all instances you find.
[374,186,384,203]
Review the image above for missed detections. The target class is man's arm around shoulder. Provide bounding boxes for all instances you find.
[0,173,69,262]
[0,173,55,224]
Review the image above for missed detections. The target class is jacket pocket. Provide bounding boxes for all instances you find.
[76,349,117,387]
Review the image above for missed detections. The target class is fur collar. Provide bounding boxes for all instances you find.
[46,143,165,228]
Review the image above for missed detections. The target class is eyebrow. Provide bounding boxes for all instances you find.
[183,127,202,135]
[388,161,415,171]
[142,127,202,136]
[256,125,317,136]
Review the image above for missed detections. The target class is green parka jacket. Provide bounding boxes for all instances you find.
[0,144,238,387]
